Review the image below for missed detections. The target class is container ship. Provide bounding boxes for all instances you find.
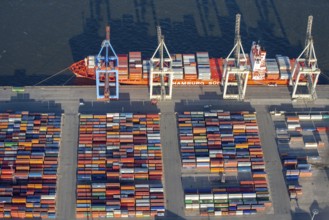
[70,41,297,87]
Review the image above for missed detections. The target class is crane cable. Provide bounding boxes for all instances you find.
[320,72,329,81]
[33,67,70,86]
[62,74,75,86]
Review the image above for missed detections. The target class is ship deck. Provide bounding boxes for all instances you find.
[0,85,329,220]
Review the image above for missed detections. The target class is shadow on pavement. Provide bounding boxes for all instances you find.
[79,100,159,114]
[0,93,63,114]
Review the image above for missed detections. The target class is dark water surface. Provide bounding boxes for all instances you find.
[0,0,328,86]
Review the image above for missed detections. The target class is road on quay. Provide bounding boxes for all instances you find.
[255,106,291,216]
[159,102,186,219]
[56,113,79,220]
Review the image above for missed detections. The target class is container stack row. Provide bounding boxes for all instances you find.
[286,114,327,147]
[276,55,291,79]
[183,54,197,80]
[172,54,184,79]
[277,113,323,200]
[118,54,128,80]
[142,60,150,79]
[0,112,61,219]
[178,111,271,216]
[265,59,279,80]
[209,58,221,82]
[129,52,142,80]
[77,113,165,218]
[196,52,211,80]
[281,156,311,199]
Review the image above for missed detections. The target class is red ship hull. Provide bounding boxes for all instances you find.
[70,57,292,86]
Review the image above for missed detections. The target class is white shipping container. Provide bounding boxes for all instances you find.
[311,115,322,120]
[214,194,228,199]
[120,168,134,174]
[135,184,149,188]
[197,162,209,167]
[185,195,199,200]
[242,193,256,198]
[196,157,210,162]
[185,204,193,209]
[305,142,318,148]
[180,140,193,143]
[199,194,213,200]
[136,199,150,203]
[150,188,163,192]
[228,193,242,199]
[287,123,300,130]
[238,162,251,167]
[192,204,200,209]
[136,203,150,207]
[214,211,222,216]
[41,195,56,200]
[298,115,311,120]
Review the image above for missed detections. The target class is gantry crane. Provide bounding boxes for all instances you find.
[222,14,249,100]
[290,15,320,100]
[149,26,174,101]
[95,26,119,100]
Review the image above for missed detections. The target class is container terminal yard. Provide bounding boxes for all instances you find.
[0,14,329,220]
[0,85,329,220]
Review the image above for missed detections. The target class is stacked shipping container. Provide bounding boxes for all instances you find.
[118,54,129,80]
[265,59,280,80]
[183,54,197,80]
[282,156,311,199]
[142,60,150,79]
[172,54,184,79]
[0,112,61,218]
[276,55,291,79]
[178,111,271,216]
[196,52,211,80]
[129,52,142,80]
[77,113,165,218]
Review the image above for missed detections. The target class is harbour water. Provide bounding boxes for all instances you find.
[0,0,328,86]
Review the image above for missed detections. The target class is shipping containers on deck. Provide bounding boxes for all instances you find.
[178,111,271,216]
[183,54,197,80]
[172,54,184,79]
[196,52,211,80]
[129,52,142,80]
[77,113,165,218]
[118,55,128,80]
[276,55,291,80]
[265,59,280,80]
[0,112,61,218]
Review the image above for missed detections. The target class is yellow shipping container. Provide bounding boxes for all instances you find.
[121,186,135,190]
[26,203,34,208]
[29,159,43,165]
[235,144,248,149]
[12,198,26,203]
[25,213,34,218]
[77,200,91,204]
[210,167,224,173]
[134,145,147,150]
[80,115,93,119]
[31,139,39,144]
[179,123,192,127]
[92,160,105,165]
[77,185,91,189]
[34,184,43,189]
